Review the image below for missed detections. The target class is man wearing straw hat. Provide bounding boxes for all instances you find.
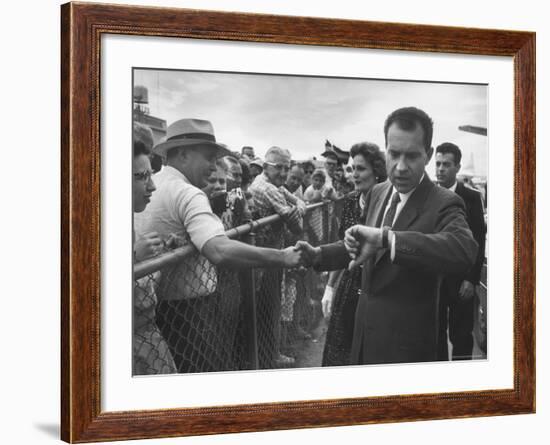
[135,118,305,372]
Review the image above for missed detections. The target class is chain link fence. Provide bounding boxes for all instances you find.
[133,199,345,375]
[133,197,486,375]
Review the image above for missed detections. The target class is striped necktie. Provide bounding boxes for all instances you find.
[382,192,401,228]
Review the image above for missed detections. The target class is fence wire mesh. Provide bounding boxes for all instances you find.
[133,199,345,375]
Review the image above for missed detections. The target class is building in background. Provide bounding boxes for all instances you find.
[133,85,166,144]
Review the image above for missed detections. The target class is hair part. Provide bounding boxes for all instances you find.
[223,155,240,169]
[436,142,462,165]
[383,107,434,153]
[216,158,228,172]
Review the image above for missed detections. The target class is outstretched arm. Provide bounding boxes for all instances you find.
[202,235,303,269]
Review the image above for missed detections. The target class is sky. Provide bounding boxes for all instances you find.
[134,69,488,177]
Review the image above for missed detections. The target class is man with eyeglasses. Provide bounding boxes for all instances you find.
[249,146,306,236]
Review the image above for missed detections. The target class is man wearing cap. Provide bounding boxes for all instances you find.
[297,107,478,365]
[321,141,349,242]
[135,119,304,372]
[241,145,255,162]
[249,157,263,180]
[321,140,350,187]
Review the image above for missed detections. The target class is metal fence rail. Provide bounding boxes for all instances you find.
[133,199,345,375]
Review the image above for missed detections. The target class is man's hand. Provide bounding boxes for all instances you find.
[458,280,475,300]
[296,199,307,216]
[344,225,383,270]
[134,232,163,262]
[281,245,305,269]
[294,240,322,267]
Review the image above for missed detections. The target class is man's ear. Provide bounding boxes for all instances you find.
[425,146,434,164]
[456,163,462,173]
[178,148,190,164]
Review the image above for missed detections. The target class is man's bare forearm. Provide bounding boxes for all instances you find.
[202,236,287,269]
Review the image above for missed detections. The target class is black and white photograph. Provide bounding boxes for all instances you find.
[132,68,488,376]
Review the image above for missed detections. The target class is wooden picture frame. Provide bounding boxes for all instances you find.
[61,2,535,442]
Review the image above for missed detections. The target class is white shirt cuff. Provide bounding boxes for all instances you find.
[390,230,396,262]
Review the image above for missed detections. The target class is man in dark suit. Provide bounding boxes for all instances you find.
[435,142,486,360]
[297,107,478,365]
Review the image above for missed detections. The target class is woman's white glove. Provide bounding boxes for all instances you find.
[322,286,335,318]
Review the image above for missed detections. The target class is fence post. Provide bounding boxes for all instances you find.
[322,202,330,244]
[240,232,259,370]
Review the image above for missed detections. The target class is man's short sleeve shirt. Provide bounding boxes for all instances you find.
[135,166,225,252]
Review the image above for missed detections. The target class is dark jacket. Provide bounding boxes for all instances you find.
[454,182,486,284]
[315,175,478,365]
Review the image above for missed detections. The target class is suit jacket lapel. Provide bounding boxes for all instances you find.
[361,181,392,292]
[374,174,434,265]
[372,182,393,227]
[392,174,433,231]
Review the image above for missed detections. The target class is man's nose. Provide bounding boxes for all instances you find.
[396,156,407,171]
[147,177,156,192]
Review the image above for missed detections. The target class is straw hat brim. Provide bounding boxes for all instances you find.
[153,138,232,158]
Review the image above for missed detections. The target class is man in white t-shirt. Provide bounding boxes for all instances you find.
[136,118,304,372]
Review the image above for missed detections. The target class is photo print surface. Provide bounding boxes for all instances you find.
[132,68,488,376]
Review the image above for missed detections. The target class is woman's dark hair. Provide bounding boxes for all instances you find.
[349,142,387,183]
[133,122,154,158]
[133,140,150,158]
[238,158,251,187]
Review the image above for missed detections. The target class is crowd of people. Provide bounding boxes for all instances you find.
[132,105,486,375]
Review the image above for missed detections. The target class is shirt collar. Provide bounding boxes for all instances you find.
[449,181,458,193]
[164,165,191,184]
[391,172,425,204]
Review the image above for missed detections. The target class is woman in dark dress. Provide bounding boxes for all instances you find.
[321,142,387,367]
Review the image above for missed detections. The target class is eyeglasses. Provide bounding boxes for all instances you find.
[264,161,290,172]
[133,170,154,181]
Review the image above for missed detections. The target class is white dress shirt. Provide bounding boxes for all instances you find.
[383,174,425,260]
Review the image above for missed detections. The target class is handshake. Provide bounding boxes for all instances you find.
[282,224,385,270]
